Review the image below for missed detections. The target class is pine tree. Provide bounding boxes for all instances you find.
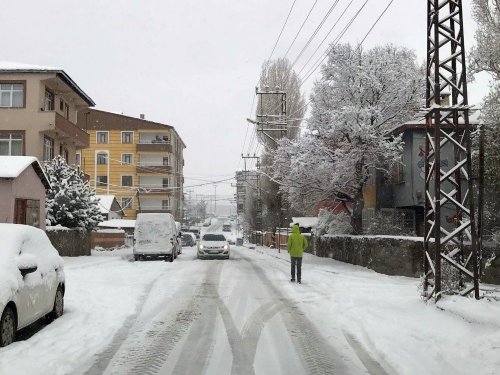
[44,155,103,229]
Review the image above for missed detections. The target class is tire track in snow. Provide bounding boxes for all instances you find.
[168,263,223,374]
[240,254,353,375]
[83,277,160,375]
[100,261,223,375]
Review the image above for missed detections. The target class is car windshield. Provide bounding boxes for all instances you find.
[202,234,226,241]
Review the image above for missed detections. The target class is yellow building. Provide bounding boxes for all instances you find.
[77,109,185,220]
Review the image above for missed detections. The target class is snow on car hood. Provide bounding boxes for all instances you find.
[0,224,64,307]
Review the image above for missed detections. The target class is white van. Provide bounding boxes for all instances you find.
[134,213,178,262]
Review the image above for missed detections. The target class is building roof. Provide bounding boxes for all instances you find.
[79,109,186,148]
[0,61,95,106]
[94,195,123,214]
[389,108,482,135]
[0,156,50,189]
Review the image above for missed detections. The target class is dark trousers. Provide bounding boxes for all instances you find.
[291,256,302,281]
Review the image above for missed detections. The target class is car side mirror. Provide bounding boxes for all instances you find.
[17,254,38,277]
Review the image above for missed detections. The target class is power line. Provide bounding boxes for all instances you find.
[268,0,298,62]
[283,0,320,59]
[291,0,342,68]
[297,0,356,76]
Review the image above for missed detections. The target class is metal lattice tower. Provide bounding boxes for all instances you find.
[423,0,481,300]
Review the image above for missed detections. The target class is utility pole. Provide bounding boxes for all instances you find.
[241,154,262,245]
[247,86,287,146]
[423,0,482,301]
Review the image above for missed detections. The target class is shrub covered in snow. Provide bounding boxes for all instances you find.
[44,155,103,229]
[315,209,352,236]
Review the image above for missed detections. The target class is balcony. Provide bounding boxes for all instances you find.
[136,163,172,174]
[54,113,90,148]
[138,185,172,194]
[136,138,172,153]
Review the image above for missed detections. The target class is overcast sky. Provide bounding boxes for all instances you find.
[0,0,489,207]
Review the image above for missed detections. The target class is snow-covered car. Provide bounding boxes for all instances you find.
[133,213,178,262]
[197,233,230,259]
[181,232,196,247]
[0,224,65,347]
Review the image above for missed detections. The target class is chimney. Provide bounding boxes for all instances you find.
[140,114,145,120]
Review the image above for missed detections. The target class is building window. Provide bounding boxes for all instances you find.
[121,175,133,187]
[75,153,81,166]
[0,133,23,155]
[15,199,40,228]
[97,152,108,165]
[122,131,133,144]
[96,176,108,187]
[96,131,108,144]
[43,136,54,161]
[122,153,132,165]
[64,103,70,119]
[59,98,64,111]
[162,178,169,188]
[162,199,170,210]
[0,83,24,108]
[44,89,54,111]
[163,156,169,166]
[121,197,133,209]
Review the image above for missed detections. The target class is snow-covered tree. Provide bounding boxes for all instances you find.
[255,58,306,231]
[470,0,500,239]
[44,155,103,229]
[271,44,424,233]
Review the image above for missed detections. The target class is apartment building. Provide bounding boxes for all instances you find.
[0,62,94,163]
[77,109,185,220]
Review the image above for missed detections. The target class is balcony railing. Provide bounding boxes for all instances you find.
[136,163,172,174]
[136,142,172,153]
[138,185,172,194]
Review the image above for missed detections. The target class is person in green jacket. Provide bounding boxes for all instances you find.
[287,224,308,283]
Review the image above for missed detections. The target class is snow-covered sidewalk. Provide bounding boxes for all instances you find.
[248,245,500,375]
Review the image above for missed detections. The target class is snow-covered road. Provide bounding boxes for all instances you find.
[0,245,499,375]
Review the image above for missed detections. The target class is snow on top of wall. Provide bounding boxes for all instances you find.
[98,219,136,228]
[0,156,39,178]
[0,61,61,71]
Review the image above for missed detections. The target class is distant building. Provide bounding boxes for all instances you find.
[77,109,185,220]
[0,62,94,164]
[0,156,50,230]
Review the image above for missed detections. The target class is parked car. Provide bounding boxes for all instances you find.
[182,232,197,247]
[133,213,178,262]
[197,233,230,259]
[0,224,65,347]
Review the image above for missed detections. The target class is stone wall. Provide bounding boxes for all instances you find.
[46,228,91,257]
[316,235,500,284]
[316,235,424,277]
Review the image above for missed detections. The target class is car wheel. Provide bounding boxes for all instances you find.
[47,286,64,322]
[0,306,16,347]
[169,253,174,262]
[134,254,139,261]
